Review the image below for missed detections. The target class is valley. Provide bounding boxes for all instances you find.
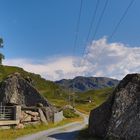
[0,65,115,140]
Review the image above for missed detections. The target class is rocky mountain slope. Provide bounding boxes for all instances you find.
[55,76,119,92]
[89,73,140,140]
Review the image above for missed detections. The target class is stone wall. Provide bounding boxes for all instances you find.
[0,105,64,129]
[18,107,64,128]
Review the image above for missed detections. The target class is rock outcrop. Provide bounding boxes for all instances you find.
[89,95,113,138]
[0,73,64,127]
[89,73,140,140]
[0,73,50,107]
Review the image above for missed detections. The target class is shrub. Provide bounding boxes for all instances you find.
[63,108,79,118]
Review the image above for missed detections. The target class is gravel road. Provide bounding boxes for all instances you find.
[17,113,88,140]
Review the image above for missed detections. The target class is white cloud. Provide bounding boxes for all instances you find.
[3,56,86,81]
[3,37,140,81]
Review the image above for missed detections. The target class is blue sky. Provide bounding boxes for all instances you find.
[1,0,140,80]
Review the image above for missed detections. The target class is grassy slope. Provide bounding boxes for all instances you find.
[0,65,114,139]
[75,88,114,113]
[0,65,114,111]
[0,65,67,103]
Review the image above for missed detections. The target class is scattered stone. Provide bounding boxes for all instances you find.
[22,114,31,122]
[24,121,40,126]
[38,108,48,124]
[63,105,74,110]
[15,123,24,129]
[25,111,39,116]
[41,107,54,122]
[31,116,40,121]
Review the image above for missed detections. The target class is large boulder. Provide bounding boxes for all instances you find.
[89,74,140,140]
[88,95,113,138]
[0,73,50,107]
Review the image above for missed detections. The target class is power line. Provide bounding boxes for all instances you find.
[82,0,109,57]
[86,0,135,76]
[109,0,135,40]
[70,0,83,106]
[73,0,83,54]
[91,0,109,41]
[85,0,100,44]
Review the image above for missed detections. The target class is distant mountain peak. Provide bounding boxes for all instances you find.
[55,76,119,93]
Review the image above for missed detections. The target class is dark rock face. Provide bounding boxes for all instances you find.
[89,96,113,138]
[89,74,140,140]
[0,73,50,107]
[55,76,119,92]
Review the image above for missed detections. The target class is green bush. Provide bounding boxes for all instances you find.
[63,108,79,118]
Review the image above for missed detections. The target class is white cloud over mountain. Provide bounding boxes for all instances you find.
[4,37,140,81]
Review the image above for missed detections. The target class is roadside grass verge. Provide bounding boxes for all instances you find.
[0,117,83,140]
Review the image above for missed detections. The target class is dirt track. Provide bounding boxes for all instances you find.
[17,112,88,140]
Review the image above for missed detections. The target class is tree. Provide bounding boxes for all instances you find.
[0,38,4,65]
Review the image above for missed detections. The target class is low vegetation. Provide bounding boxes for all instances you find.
[0,65,115,140]
[0,65,68,100]
[75,88,114,113]
[0,65,114,113]
[63,108,79,118]
[0,117,83,140]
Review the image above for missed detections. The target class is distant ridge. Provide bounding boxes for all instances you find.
[55,76,119,92]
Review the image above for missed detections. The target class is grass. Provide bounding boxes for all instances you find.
[75,88,113,114]
[0,65,114,113]
[49,98,67,108]
[0,117,83,140]
[0,65,68,100]
[63,108,79,118]
[48,88,114,114]
[0,65,114,140]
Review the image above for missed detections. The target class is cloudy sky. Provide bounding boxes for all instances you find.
[1,0,140,81]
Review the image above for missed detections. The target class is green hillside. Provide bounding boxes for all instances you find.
[0,65,67,101]
[75,88,114,113]
[0,65,114,112]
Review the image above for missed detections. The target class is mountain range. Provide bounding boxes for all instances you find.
[55,76,119,92]
[0,65,119,95]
